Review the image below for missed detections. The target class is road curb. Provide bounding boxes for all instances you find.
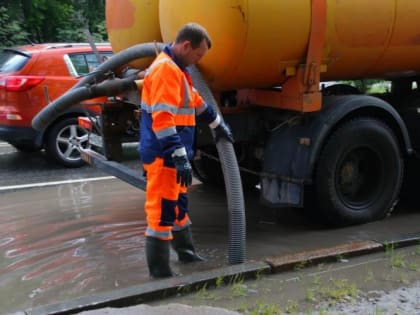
[265,240,383,272]
[24,262,270,315]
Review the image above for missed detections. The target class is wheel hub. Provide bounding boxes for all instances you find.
[336,147,382,209]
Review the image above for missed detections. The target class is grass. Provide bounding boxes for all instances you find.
[384,241,407,269]
[284,299,299,313]
[195,283,216,300]
[305,288,317,303]
[390,253,406,269]
[408,262,419,271]
[175,244,420,315]
[231,282,248,298]
[311,274,321,286]
[249,301,282,315]
[364,269,374,283]
[294,260,309,271]
[318,278,358,303]
[215,276,224,288]
[416,243,420,256]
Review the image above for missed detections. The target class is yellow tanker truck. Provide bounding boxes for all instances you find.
[33,0,420,228]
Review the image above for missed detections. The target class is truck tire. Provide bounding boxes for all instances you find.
[192,148,224,186]
[315,117,403,226]
[45,117,90,168]
[192,147,259,190]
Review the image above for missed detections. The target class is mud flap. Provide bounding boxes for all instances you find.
[260,177,304,207]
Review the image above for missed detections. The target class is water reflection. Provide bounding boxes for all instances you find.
[0,181,149,313]
[3,178,417,314]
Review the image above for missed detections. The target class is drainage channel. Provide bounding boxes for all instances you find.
[21,234,420,315]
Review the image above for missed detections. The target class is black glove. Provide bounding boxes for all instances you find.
[213,121,234,143]
[173,154,193,187]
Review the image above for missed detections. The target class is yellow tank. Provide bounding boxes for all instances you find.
[105,0,161,68]
[106,0,420,91]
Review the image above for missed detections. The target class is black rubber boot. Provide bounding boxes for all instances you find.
[171,226,205,262]
[145,236,174,278]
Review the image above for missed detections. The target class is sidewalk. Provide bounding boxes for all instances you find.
[77,304,240,315]
[75,244,420,315]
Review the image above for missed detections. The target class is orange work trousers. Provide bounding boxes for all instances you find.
[143,157,191,240]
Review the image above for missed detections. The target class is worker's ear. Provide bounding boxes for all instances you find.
[182,40,192,52]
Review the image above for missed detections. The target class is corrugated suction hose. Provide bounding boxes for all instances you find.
[190,66,246,265]
[31,42,246,264]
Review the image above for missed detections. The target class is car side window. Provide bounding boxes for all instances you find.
[67,53,89,76]
[86,53,113,71]
[66,52,113,77]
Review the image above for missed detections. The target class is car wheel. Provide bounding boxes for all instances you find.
[45,117,90,168]
[315,118,404,226]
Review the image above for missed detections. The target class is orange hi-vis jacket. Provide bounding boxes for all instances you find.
[139,45,217,165]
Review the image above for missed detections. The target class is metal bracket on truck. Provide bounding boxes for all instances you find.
[78,99,146,190]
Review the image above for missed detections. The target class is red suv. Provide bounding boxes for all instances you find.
[0,43,113,167]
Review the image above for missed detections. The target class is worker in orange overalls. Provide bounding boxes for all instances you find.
[139,23,234,278]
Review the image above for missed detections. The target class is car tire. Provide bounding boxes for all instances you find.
[45,117,90,168]
[315,118,404,226]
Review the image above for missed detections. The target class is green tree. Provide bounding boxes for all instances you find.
[341,80,383,94]
[0,6,28,48]
[0,0,107,46]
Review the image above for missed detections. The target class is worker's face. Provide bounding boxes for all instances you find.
[180,39,208,67]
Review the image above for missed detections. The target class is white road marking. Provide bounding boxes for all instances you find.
[0,176,115,192]
[0,151,17,155]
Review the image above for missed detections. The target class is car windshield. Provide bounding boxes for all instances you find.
[0,49,30,73]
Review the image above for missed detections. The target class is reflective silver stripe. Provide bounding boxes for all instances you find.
[144,55,194,114]
[209,115,221,129]
[172,218,192,231]
[141,102,178,114]
[141,102,195,115]
[172,147,187,157]
[196,102,208,115]
[182,77,191,108]
[145,57,176,77]
[145,227,172,239]
[156,126,177,139]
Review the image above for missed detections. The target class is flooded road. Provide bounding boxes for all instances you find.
[1,177,420,314]
[1,142,420,314]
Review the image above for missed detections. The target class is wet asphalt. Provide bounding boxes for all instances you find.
[1,142,420,314]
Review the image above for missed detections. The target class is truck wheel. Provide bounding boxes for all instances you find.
[315,118,403,226]
[192,147,259,190]
[192,148,224,186]
[45,117,90,168]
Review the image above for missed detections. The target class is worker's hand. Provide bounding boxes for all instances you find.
[138,70,146,79]
[213,121,234,143]
[173,154,193,187]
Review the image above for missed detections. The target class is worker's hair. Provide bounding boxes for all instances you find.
[175,23,212,49]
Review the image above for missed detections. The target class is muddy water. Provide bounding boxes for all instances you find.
[0,182,138,312]
[1,179,420,314]
[0,180,237,313]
